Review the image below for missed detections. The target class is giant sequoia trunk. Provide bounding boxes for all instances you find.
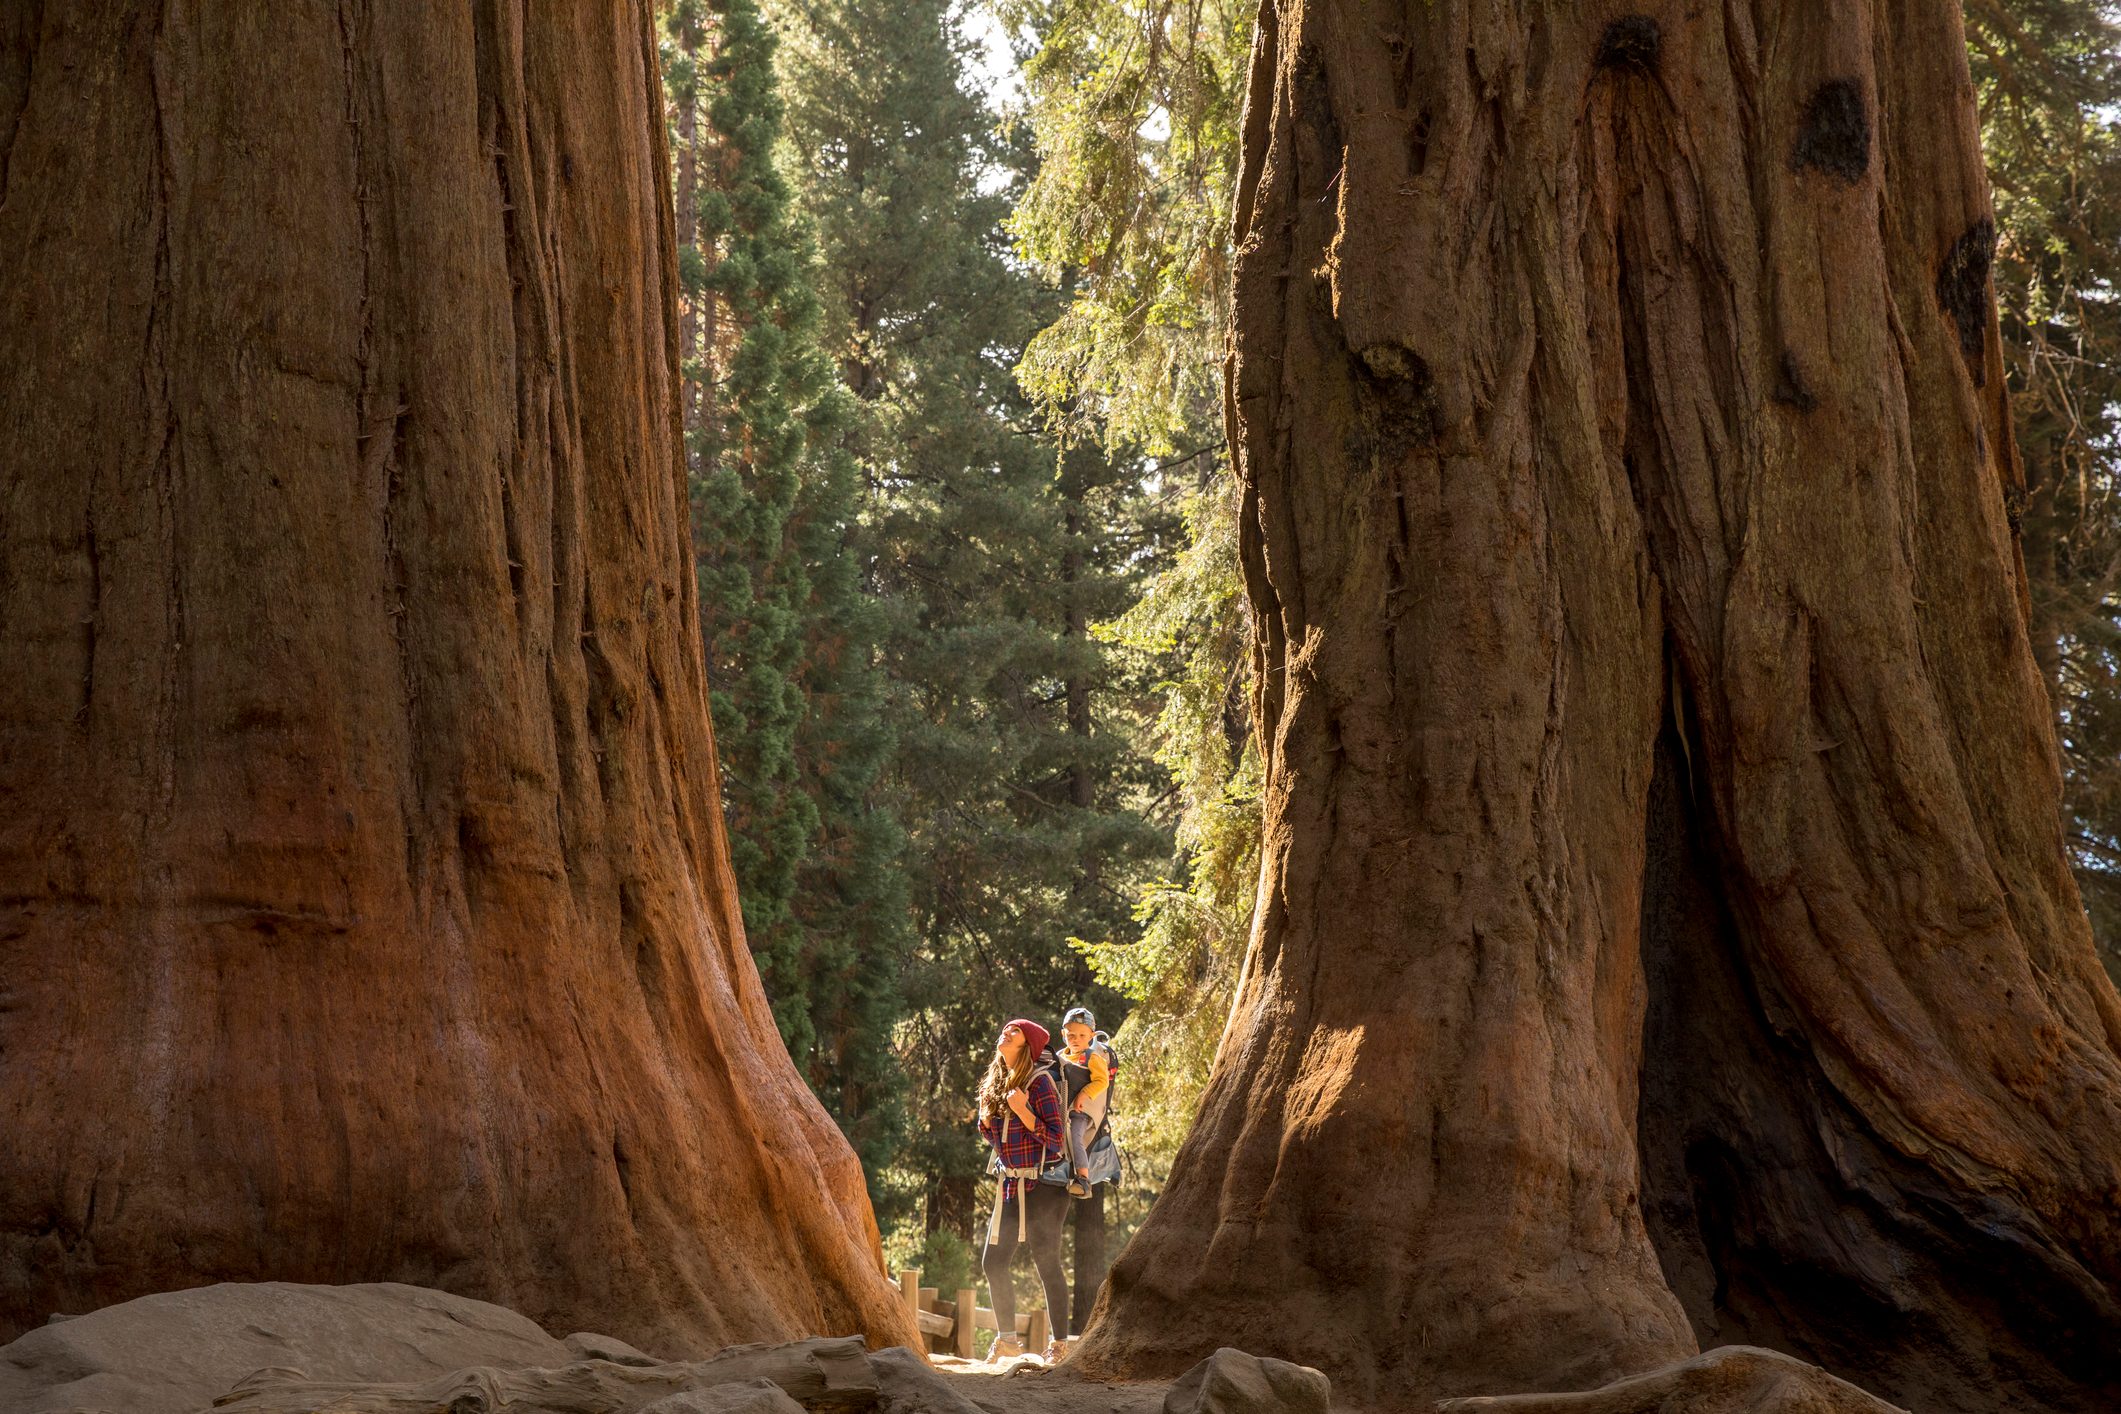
[1073,3,2121,1411]
[0,3,914,1354]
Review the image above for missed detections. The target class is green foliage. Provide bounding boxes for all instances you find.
[1970,0,2121,980]
[664,0,914,1186]
[882,1223,981,1297]
[1075,475,1255,1160]
[998,0,1249,452]
[769,0,1173,1239]
[994,0,1257,1178]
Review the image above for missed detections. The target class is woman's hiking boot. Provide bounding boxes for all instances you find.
[1044,1339,1069,1364]
[989,1334,1025,1364]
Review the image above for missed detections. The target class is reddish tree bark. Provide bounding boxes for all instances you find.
[1072,3,2121,1411]
[0,2,914,1355]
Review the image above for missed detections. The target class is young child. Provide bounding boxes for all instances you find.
[1058,1006,1115,1198]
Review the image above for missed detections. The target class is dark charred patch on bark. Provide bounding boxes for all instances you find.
[456,811,492,918]
[581,607,630,804]
[1595,17,1661,76]
[1790,79,1869,184]
[1936,217,1995,385]
[1678,1135,1745,1309]
[1407,106,1432,178]
[1388,33,1415,110]
[1354,343,1440,456]
[1295,43,1341,165]
[1773,351,1819,412]
[2004,485,2026,535]
[1637,713,2121,1412]
[0,5,41,305]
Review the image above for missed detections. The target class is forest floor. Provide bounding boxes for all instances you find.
[0,1282,1195,1414]
[933,1352,1171,1414]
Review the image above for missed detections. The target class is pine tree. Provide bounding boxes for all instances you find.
[767,0,1169,1241]
[1970,1,2121,982]
[662,0,913,1185]
[1002,0,1249,454]
[999,0,1257,1173]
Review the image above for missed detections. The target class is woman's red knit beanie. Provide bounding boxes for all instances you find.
[1004,1017,1050,1056]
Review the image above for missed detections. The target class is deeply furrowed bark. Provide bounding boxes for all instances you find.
[0,3,913,1353]
[1071,3,2121,1410]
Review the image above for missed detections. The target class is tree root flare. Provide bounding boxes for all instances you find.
[1434,1346,1907,1414]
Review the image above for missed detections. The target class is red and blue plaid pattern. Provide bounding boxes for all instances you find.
[979,1068,1064,1199]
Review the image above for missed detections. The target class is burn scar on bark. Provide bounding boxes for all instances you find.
[1595,17,1661,75]
[1790,78,1870,184]
[1296,43,1340,162]
[1387,32,1415,108]
[1936,217,1995,385]
[1773,350,1819,412]
[1356,342,1439,455]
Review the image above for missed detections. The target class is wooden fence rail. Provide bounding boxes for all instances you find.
[894,1267,1046,1358]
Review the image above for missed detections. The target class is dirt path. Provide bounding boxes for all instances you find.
[933,1353,1170,1414]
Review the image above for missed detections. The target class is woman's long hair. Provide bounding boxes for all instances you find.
[978,1042,1039,1126]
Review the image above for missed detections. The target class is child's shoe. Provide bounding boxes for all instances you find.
[1067,1176,1089,1198]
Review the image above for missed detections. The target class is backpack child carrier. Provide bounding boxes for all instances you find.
[1055,1033,1122,1187]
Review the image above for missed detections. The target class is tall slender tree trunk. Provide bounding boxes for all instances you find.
[0,2,913,1355]
[1074,3,2121,1411]
[1061,491,1101,911]
[673,6,706,460]
[1064,501,1093,816]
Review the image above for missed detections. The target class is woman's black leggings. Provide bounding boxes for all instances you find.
[983,1182,1071,1341]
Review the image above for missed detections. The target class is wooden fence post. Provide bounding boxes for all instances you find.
[954,1287,976,1359]
[898,1267,921,1339]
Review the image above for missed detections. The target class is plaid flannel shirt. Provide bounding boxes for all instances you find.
[979,1068,1064,1201]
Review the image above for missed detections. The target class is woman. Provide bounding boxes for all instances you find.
[976,1018,1070,1362]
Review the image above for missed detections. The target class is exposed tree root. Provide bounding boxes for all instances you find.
[1435,1347,1907,1414]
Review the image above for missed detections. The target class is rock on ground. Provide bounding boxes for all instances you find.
[1163,1349,1331,1414]
[0,1281,572,1414]
[0,1280,1185,1414]
[209,1333,884,1413]
[868,1346,993,1414]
